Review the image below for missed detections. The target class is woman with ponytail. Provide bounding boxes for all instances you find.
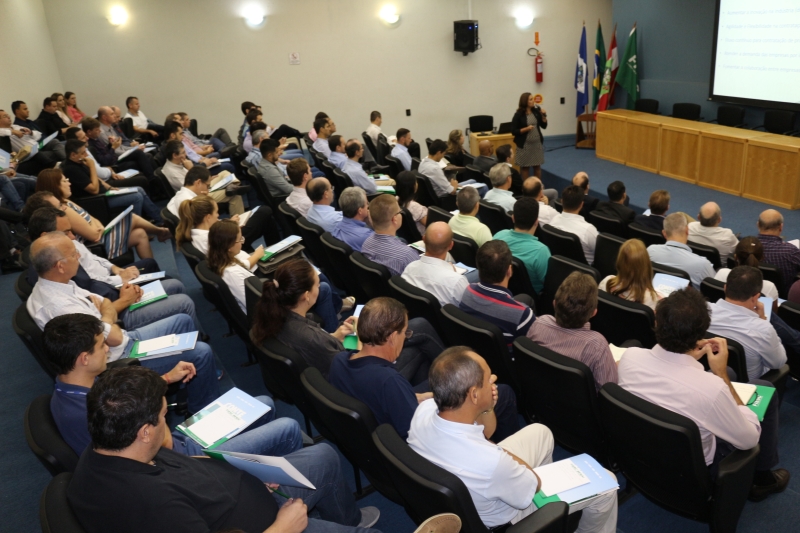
[207,220,254,313]
[715,237,779,299]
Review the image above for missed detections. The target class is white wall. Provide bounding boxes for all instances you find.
[36,0,611,142]
[0,0,63,116]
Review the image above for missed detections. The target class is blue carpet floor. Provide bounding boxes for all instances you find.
[4,149,800,531]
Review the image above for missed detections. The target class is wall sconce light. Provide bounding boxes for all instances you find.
[514,8,534,29]
[379,5,400,26]
[108,5,129,26]
[242,5,266,29]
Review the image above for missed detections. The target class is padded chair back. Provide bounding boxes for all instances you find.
[362,132,377,159]
[508,257,537,298]
[651,262,691,281]
[592,233,626,278]
[40,473,88,533]
[716,105,745,127]
[440,305,520,398]
[397,208,423,244]
[414,172,440,208]
[301,367,402,503]
[377,136,392,166]
[539,225,587,264]
[590,291,657,348]
[462,165,490,188]
[426,206,453,226]
[120,117,135,139]
[296,217,332,274]
[777,301,800,379]
[634,98,660,114]
[627,222,666,247]
[278,202,301,236]
[539,256,600,316]
[758,264,785,298]
[469,115,494,133]
[425,138,433,151]
[244,276,264,323]
[388,276,443,335]
[763,110,797,134]
[25,395,80,476]
[587,211,627,239]
[478,200,513,235]
[700,277,726,303]
[178,240,205,274]
[195,260,249,344]
[699,333,749,382]
[672,103,701,121]
[320,232,367,302]
[513,338,606,460]
[158,208,178,241]
[15,270,34,301]
[13,304,54,379]
[450,234,478,267]
[154,167,176,200]
[687,240,721,270]
[384,155,403,179]
[598,383,717,520]
[333,168,354,190]
[350,252,392,300]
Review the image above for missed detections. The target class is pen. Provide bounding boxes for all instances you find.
[139,267,146,271]
[271,487,291,498]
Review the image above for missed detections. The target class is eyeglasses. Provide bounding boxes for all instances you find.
[403,329,413,339]
[237,236,245,243]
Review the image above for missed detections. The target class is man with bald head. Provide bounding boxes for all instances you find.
[402,221,469,306]
[306,177,342,232]
[472,140,498,174]
[647,213,715,289]
[758,209,800,294]
[572,171,598,218]
[98,106,144,156]
[522,177,558,225]
[688,202,738,257]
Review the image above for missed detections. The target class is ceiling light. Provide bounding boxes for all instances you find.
[242,5,265,29]
[379,5,400,26]
[514,8,534,29]
[108,5,128,26]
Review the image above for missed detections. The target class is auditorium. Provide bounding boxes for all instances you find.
[5,0,800,532]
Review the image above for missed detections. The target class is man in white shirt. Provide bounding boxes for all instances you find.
[647,213,715,290]
[522,177,558,226]
[366,111,382,145]
[418,139,458,200]
[483,164,516,213]
[548,185,598,264]
[408,346,618,532]
[1,107,63,173]
[98,106,144,156]
[286,159,313,217]
[306,178,342,232]
[123,96,161,139]
[402,222,469,306]
[391,129,413,171]
[312,116,336,157]
[688,202,739,258]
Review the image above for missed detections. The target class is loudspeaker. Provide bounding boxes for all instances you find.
[454,20,478,55]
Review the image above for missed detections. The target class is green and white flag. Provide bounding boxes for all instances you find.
[616,24,639,109]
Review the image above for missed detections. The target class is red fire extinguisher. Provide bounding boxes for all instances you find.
[535,53,543,83]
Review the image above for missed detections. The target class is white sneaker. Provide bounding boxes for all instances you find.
[413,514,462,533]
[358,506,380,528]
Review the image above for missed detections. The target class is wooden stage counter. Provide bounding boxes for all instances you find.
[596,109,800,209]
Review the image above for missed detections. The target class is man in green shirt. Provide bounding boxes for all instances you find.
[494,197,550,293]
[448,187,493,246]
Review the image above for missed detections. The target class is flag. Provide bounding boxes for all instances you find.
[575,24,588,116]
[596,26,618,113]
[617,24,639,109]
[592,21,605,112]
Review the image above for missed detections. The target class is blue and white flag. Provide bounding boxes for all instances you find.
[575,25,588,116]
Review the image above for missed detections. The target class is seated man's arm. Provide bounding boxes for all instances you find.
[92,296,125,346]
[111,284,143,314]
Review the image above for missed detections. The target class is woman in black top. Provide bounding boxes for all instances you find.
[444,129,467,167]
[511,92,548,181]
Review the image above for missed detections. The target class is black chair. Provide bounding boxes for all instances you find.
[350,252,391,299]
[320,232,367,302]
[244,275,265,323]
[384,155,403,179]
[757,110,797,135]
[539,225,587,264]
[426,206,453,226]
[440,305,522,404]
[592,233,626,278]
[25,395,80,476]
[413,172,440,208]
[590,291,657,348]
[361,132,377,160]
[377,136,392,166]
[462,165,490,188]
[469,115,493,133]
[295,217,334,277]
[634,98,660,114]
[700,277,726,303]
[13,304,55,379]
[424,138,433,151]
[538,256,600,316]
[301,367,402,501]
[687,240,721,270]
[120,117,136,139]
[671,103,702,121]
[40,473,89,533]
[758,264,785,298]
[277,202,301,236]
[397,208,423,244]
[479,199,513,235]
[627,222,666,247]
[651,261,691,281]
[587,211,627,239]
[331,168,353,196]
[709,105,746,128]
[15,270,34,301]
[513,337,607,462]
[508,257,537,298]
[178,241,206,290]
[160,207,178,240]
[154,167,176,200]
[777,301,800,380]
[388,275,444,336]
[450,233,478,267]
[598,383,759,533]
[373,424,570,532]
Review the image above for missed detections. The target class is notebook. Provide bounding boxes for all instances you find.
[177,388,272,449]
[116,146,138,161]
[652,273,690,296]
[209,174,235,192]
[128,280,168,311]
[260,235,302,261]
[532,454,619,510]
[128,331,198,359]
[105,188,138,196]
[205,451,315,489]
[102,205,134,235]
[114,271,166,288]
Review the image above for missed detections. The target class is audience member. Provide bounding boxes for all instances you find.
[444,129,467,167]
[3,104,64,172]
[593,180,635,225]
[332,187,374,251]
[328,135,347,168]
[243,128,268,167]
[362,194,421,276]
[83,117,154,182]
[418,139,458,199]
[13,101,65,163]
[65,92,86,124]
[207,220,257,313]
[572,172,598,218]
[459,240,535,346]
[52,93,79,127]
[35,96,70,140]
[634,190,670,230]
[391,128,413,171]
[647,213,715,289]
[366,111,382,145]
[472,140,498,174]
[395,171,428,235]
[402,222,468,306]
[286,158,314,216]
[619,288,787,501]
[483,164,517,212]
[256,138,293,198]
[715,237,779,299]
[165,120,235,176]
[313,116,336,157]
[521,177,559,225]
[757,209,800,294]
[238,101,259,143]
[343,139,379,194]
[549,185,599,264]
[64,127,148,189]
[688,202,739,257]
[598,239,662,310]
[495,144,528,197]
[306,178,342,232]
[98,106,143,154]
[527,272,618,390]
[494,197,550,293]
[408,347,617,531]
[123,96,162,139]
[177,111,233,155]
[448,187,492,246]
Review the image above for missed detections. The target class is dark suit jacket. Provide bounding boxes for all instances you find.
[473,155,498,174]
[35,110,69,140]
[593,201,636,225]
[633,214,666,231]
[511,107,547,149]
[579,194,599,219]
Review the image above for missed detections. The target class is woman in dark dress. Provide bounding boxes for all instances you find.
[511,92,548,181]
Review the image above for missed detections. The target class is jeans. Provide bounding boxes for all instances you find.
[210,137,227,152]
[125,314,219,413]
[395,317,446,385]
[105,186,162,224]
[770,312,800,359]
[121,279,203,331]
[314,273,343,333]
[0,174,24,211]
[209,162,236,176]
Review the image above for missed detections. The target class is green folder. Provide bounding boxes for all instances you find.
[343,335,358,350]
[745,385,775,422]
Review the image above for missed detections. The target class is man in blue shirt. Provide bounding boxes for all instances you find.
[647,213,715,289]
[328,135,347,169]
[312,116,335,157]
[331,187,374,251]
[391,129,413,171]
[342,140,379,194]
[306,178,342,232]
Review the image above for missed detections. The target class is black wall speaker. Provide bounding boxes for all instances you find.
[454,20,478,55]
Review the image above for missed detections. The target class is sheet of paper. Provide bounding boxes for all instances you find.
[533,459,591,497]
[652,273,690,296]
[353,305,365,318]
[789,239,800,249]
[185,404,246,447]
[609,343,627,363]
[460,182,487,189]
[732,382,757,404]
[759,296,774,321]
[409,241,425,252]
[211,452,316,489]
[106,188,138,196]
[137,334,178,353]
[116,169,139,178]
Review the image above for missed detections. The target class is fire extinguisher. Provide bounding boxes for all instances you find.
[535,53,543,83]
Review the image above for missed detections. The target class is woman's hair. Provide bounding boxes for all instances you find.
[176,195,216,246]
[395,171,417,208]
[252,259,316,343]
[517,92,532,114]
[64,91,81,112]
[35,169,67,203]
[606,239,658,304]
[445,129,463,154]
[734,236,764,267]
[207,220,247,276]
[51,93,65,109]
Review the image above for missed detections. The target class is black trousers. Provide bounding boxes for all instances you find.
[241,205,282,249]
[115,149,154,180]
[107,175,149,189]
[269,124,302,141]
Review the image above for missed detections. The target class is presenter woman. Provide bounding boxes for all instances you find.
[512,92,547,181]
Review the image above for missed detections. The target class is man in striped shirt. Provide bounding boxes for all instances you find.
[526,271,618,391]
[362,194,420,276]
[459,241,535,348]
